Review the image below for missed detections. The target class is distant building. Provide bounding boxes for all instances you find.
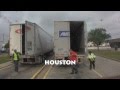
[87,42,94,47]
[100,42,110,47]
[107,38,120,48]
[88,41,110,47]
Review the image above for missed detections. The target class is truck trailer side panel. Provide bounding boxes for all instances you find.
[23,21,54,64]
[34,24,42,56]
[35,23,53,55]
[10,21,54,64]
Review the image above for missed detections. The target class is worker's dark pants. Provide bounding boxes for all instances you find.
[14,60,19,72]
[71,64,78,73]
[89,60,95,70]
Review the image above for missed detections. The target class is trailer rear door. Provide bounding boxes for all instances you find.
[54,21,70,59]
[10,24,22,55]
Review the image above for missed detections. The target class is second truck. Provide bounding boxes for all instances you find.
[10,21,54,64]
[54,21,87,62]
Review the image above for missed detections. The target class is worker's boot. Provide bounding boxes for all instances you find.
[75,67,78,74]
[75,69,78,74]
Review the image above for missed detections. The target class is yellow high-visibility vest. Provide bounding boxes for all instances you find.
[87,53,96,61]
[13,52,19,61]
[91,53,96,59]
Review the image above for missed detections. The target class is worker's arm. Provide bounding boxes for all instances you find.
[73,53,78,62]
[12,54,14,61]
[93,54,96,60]
[87,55,90,61]
[75,54,78,62]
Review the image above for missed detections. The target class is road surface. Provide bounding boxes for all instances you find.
[1,56,120,79]
[45,56,120,79]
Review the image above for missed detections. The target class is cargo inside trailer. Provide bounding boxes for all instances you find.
[70,21,85,54]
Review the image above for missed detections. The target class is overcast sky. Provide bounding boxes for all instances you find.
[0,11,120,42]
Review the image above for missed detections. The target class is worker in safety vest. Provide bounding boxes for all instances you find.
[69,49,78,74]
[87,51,96,70]
[13,49,20,72]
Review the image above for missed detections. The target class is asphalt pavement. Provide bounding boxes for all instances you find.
[1,56,120,79]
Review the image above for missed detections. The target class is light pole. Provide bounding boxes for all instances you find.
[3,33,4,44]
[100,19,103,28]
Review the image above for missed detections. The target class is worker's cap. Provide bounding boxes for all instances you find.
[89,51,92,53]
[14,49,17,51]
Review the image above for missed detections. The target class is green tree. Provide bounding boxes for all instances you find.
[4,40,9,49]
[88,28,111,50]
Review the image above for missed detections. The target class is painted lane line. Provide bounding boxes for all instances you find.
[31,65,45,79]
[43,66,53,79]
[92,69,103,78]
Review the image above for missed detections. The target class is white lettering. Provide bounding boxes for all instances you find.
[71,60,76,65]
[66,60,71,65]
[55,60,59,65]
[59,60,63,65]
[45,60,77,65]
[45,60,49,65]
[62,60,66,65]
[50,60,54,65]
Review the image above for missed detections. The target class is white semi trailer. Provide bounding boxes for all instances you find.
[54,21,87,62]
[10,21,54,64]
